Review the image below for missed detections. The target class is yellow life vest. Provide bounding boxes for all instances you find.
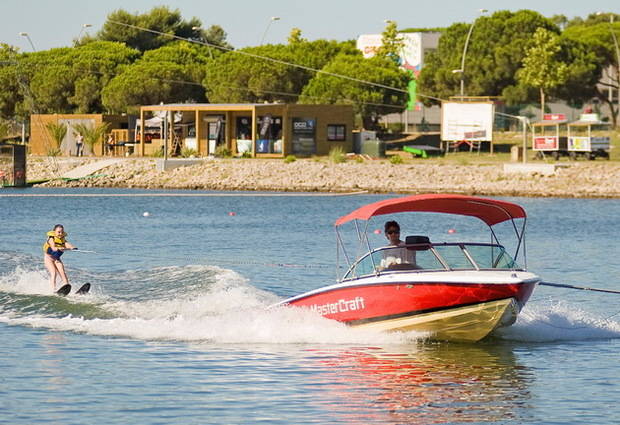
[43,230,67,253]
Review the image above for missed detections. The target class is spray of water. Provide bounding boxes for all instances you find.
[0,262,421,345]
[497,300,620,342]
[2,254,618,345]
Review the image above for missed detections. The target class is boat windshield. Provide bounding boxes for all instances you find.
[342,242,520,280]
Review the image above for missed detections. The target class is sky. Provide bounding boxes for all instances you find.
[2,0,619,52]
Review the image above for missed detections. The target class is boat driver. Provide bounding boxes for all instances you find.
[380,221,415,269]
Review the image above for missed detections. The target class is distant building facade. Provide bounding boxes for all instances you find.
[30,114,128,156]
[357,32,442,132]
[138,103,354,158]
[356,32,441,75]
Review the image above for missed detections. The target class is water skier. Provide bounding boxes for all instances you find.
[43,224,77,292]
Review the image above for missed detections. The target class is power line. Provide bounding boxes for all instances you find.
[108,19,409,95]
[5,61,409,112]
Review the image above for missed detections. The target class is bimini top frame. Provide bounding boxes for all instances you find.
[334,194,528,279]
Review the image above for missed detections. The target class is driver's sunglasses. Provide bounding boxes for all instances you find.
[386,230,400,235]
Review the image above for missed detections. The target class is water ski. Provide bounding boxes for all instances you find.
[55,284,71,297]
[76,283,91,295]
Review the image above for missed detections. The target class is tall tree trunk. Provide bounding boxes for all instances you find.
[540,88,546,121]
[595,89,618,128]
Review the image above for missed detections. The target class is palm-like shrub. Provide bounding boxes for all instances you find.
[72,122,111,155]
[45,122,67,156]
[329,146,346,163]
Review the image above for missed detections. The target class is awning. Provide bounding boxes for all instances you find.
[137,112,183,127]
[335,194,526,227]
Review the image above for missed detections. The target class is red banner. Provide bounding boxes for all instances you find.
[534,136,558,150]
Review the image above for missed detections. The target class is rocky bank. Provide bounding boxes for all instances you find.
[27,157,620,198]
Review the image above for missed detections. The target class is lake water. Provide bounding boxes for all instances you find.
[1,188,619,425]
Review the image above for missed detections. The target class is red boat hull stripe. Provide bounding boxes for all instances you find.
[347,296,515,326]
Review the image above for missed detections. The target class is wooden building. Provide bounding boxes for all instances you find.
[29,114,128,156]
[138,103,354,157]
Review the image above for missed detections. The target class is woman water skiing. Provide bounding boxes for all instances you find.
[43,224,77,292]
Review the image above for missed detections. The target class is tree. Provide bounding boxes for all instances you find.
[0,44,21,119]
[418,10,556,103]
[205,41,353,104]
[288,28,306,45]
[376,20,404,62]
[550,14,569,30]
[102,61,205,113]
[72,122,110,155]
[142,41,211,65]
[101,40,210,113]
[551,37,601,112]
[13,42,139,115]
[567,12,620,27]
[299,54,409,129]
[97,6,203,52]
[192,25,232,50]
[517,28,569,119]
[45,122,67,155]
[0,119,10,141]
[206,45,301,103]
[563,15,620,127]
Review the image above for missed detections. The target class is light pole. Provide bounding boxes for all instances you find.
[454,9,487,100]
[260,16,280,45]
[608,15,620,126]
[18,32,36,52]
[77,23,92,40]
[192,26,214,59]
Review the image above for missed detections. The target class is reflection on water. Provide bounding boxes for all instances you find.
[40,333,71,391]
[309,342,533,424]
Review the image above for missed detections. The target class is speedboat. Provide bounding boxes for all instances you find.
[279,194,540,342]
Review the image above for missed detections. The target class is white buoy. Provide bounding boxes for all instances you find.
[143,212,150,217]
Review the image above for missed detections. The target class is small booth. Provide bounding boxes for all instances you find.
[567,114,611,160]
[532,117,568,160]
[0,143,26,187]
[30,114,129,157]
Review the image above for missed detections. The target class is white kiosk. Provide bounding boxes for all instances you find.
[567,114,611,160]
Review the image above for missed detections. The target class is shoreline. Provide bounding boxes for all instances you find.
[24,156,620,199]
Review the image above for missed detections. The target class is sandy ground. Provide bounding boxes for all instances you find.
[26,156,620,198]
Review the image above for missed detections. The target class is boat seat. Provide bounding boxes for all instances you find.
[405,235,431,251]
[385,263,423,271]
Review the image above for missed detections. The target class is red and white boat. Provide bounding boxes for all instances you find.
[279,194,540,342]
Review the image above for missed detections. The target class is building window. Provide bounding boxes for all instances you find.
[327,124,346,141]
[256,115,283,153]
[236,116,252,140]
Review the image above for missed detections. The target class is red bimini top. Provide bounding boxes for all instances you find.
[335,194,526,227]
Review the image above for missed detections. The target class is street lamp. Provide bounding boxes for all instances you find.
[457,9,487,100]
[77,23,92,40]
[602,13,620,125]
[260,16,281,45]
[18,32,36,52]
[610,16,620,126]
[192,26,214,59]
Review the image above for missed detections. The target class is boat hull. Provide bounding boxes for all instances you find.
[282,274,538,342]
[354,297,518,342]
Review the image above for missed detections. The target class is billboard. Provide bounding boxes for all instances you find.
[292,118,316,156]
[534,136,559,150]
[440,102,494,142]
[356,32,440,73]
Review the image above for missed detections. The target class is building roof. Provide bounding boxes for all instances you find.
[532,120,568,126]
[569,120,610,126]
[141,103,276,111]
